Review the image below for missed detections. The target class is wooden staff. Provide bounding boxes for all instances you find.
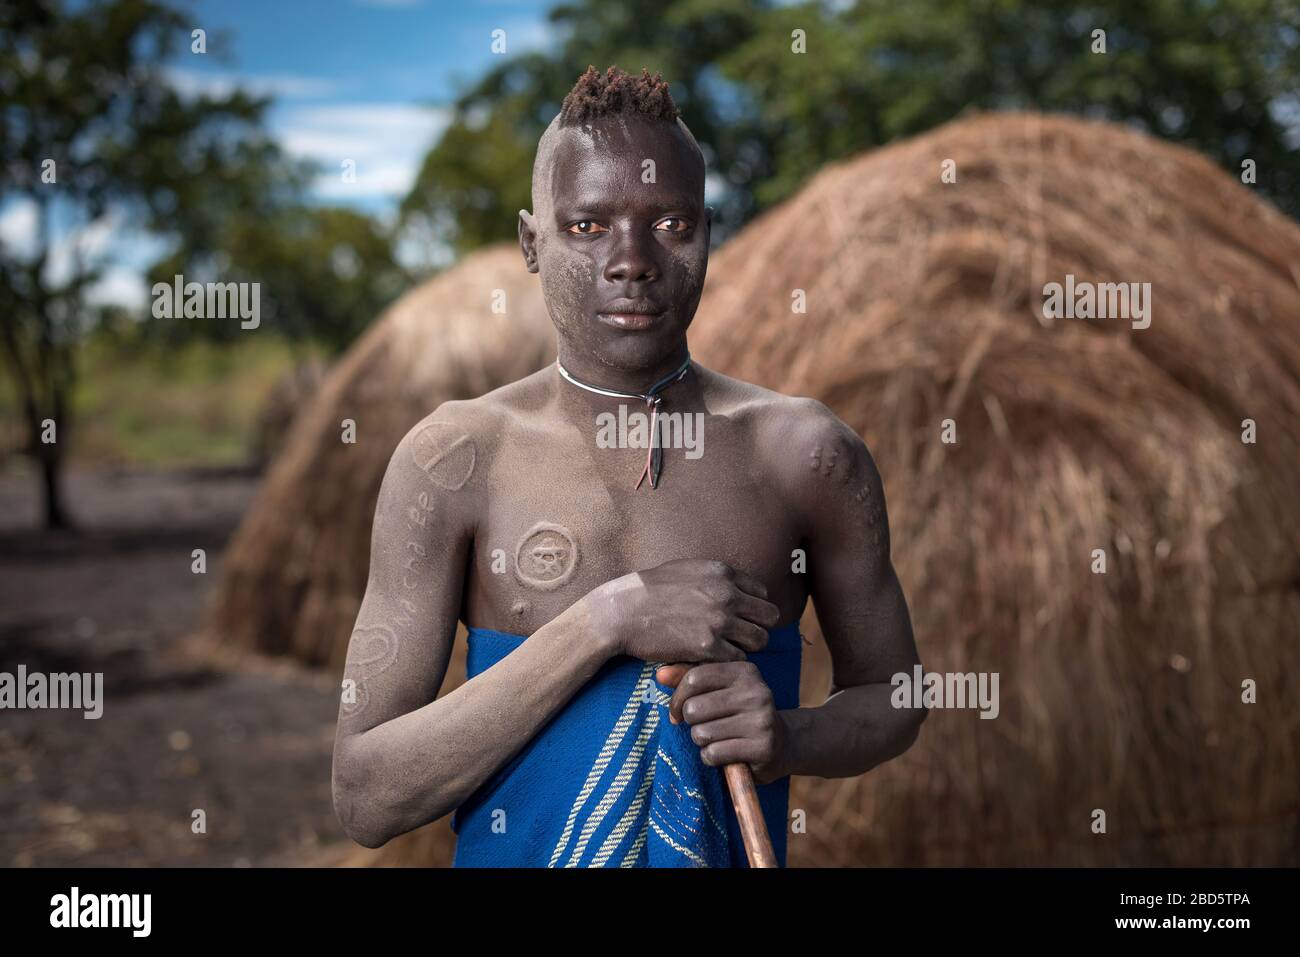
[724,763,778,868]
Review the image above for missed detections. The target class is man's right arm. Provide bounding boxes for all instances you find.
[330,407,618,848]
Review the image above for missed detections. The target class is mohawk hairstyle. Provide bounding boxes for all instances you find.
[558,65,681,126]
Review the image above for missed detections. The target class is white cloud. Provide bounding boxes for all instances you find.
[0,200,117,279]
[2,202,150,308]
[496,18,555,54]
[86,266,148,310]
[164,67,338,101]
[0,199,38,257]
[313,162,426,200]
[276,102,451,200]
[44,212,121,287]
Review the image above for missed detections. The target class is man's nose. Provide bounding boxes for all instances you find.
[603,229,658,284]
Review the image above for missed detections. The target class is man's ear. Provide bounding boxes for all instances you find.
[518,210,540,274]
[704,205,713,246]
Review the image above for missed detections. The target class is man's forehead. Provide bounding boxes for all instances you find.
[543,120,703,208]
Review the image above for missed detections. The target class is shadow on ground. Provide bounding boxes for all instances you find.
[0,462,349,866]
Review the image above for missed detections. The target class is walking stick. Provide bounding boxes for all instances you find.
[724,763,779,868]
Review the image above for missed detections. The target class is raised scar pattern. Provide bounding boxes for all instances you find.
[808,444,838,476]
[810,441,856,482]
[411,422,476,491]
[514,523,579,591]
[855,482,885,548]
[342,624,400,716]
[395,597,417,628]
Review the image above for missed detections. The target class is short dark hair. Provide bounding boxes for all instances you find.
[559,65,681,126]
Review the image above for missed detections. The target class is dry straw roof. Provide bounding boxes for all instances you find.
[693,111,1299,865]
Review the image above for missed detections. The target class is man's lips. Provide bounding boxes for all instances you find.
[597,301,665,330]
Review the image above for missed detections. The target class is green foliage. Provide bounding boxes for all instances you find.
[0,0,287,523]
[146,205,408,353]
[403,0,1300,255]
[729,0,1300,210]
[0,326,306,466]
[0,0,403,522]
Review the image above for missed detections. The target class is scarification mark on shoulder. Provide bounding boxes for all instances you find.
[411,421,476,491]
[808,432,859,484]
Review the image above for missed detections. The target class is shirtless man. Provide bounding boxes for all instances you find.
[331,66,923,867]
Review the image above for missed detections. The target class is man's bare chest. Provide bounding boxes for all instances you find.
[463,432,804,633]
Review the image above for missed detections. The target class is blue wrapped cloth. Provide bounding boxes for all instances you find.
[451,622,803,868]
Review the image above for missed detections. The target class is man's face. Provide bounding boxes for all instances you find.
[523,116,710,373]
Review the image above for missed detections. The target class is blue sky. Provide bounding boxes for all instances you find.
[178,0,557,208]
[1,0,559,307]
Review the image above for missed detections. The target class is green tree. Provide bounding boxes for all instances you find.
[0,0,287,528]
[724,0,1300,210]
[402,0,1300,257]
[146,204,408,354]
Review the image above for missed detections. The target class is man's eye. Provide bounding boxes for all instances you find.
[654,218,691,233]
[566,221,607,235]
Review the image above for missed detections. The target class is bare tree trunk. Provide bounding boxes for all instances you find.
[1,206,74,531]
[2,307,75,531]
[38,441,67,530]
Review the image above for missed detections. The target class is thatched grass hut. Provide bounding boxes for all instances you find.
[207,112,1299,866]
[692,111,1300,866]
[249,357,329,469]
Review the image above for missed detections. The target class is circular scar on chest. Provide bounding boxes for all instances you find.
[514,522,579,590]
[410,422,476,491]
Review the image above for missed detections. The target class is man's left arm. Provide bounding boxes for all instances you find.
[774,407,925,780]
[665,401,925,783]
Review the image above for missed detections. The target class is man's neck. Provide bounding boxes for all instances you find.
[551,342,705,423]
[553,342,692,397]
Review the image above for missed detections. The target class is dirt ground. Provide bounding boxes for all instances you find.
[0,462,352,867]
